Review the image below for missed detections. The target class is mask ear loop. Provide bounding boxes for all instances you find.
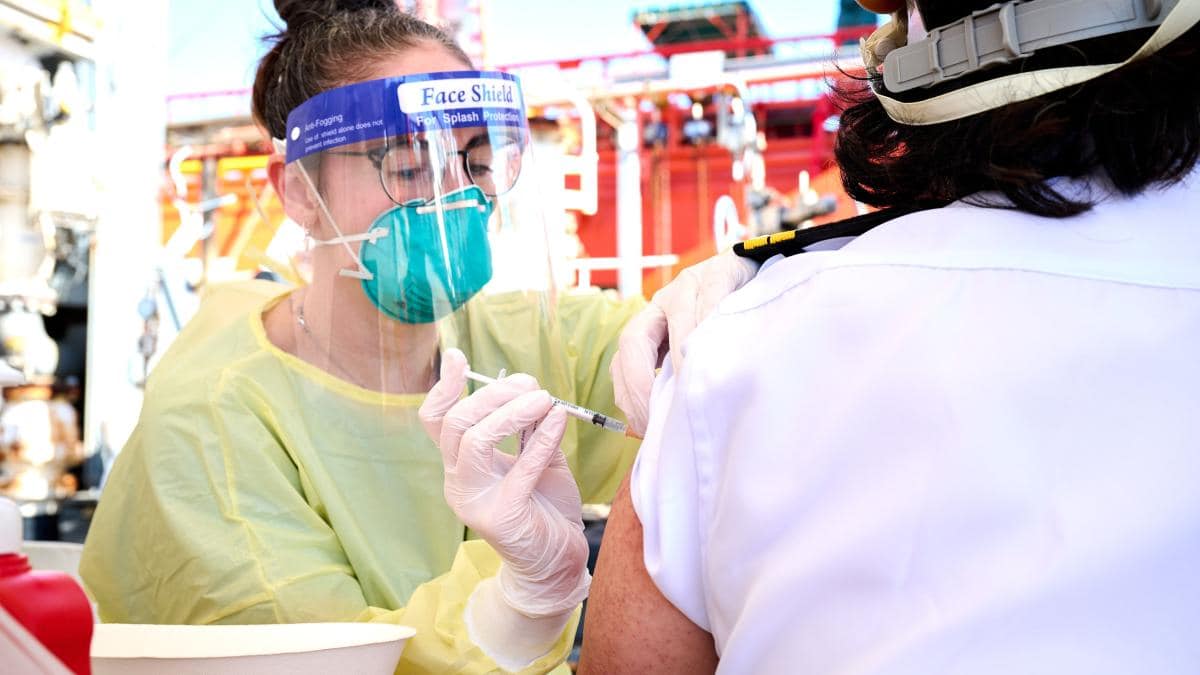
[272,137,376,281]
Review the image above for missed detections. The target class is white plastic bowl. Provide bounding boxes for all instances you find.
[91,622,416,675]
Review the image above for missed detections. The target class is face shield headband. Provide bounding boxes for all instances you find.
[859,0,1200,125]
[274,70,528,322]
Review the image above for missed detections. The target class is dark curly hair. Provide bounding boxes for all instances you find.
[834,1,1200,217]
[252,0,472,140]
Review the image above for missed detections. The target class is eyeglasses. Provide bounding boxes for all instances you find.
[328,132,524,205]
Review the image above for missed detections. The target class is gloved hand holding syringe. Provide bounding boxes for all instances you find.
[419,348,595,669]
[464,369,643,440]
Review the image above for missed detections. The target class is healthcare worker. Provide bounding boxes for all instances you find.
[581,0,1200,672]
[75,1,754,671]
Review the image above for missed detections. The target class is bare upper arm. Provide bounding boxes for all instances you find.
[577,472,717,674]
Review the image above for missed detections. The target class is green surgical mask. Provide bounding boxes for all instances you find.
[359,185,494,323]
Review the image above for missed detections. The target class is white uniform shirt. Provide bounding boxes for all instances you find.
[632,175,1200,673]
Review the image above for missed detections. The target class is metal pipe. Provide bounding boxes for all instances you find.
[615,105,644,298]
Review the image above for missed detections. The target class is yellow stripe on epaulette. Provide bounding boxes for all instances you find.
[741,234,771,251]
[743,229,798,251]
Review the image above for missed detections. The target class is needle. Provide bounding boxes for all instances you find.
[464,370,643,440]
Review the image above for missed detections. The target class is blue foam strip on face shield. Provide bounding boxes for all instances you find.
[283,70,527,164]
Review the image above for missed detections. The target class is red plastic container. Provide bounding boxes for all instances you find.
[0,497,92,675]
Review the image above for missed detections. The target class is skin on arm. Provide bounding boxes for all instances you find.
[577,473,718,674]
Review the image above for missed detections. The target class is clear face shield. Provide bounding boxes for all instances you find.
[277,71,558,397]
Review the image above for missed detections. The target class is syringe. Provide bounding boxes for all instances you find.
[464,370,642,440]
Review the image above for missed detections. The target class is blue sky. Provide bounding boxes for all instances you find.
[167,0,844,97]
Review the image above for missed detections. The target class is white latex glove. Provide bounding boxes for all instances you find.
[419,349,590,668]
[611,250,759,436]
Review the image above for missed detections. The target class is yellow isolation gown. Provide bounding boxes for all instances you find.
[80,279,642,673]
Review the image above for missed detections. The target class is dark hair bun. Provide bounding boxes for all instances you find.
[274,0,395,30]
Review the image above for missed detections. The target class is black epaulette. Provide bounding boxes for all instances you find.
[733,204,944,263]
